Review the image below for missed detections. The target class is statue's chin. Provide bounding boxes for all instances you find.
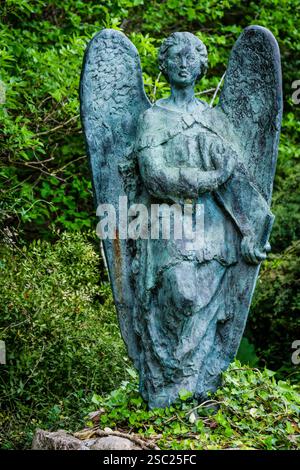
[170,76,195,88]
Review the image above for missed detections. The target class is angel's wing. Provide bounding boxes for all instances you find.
[80,29,151,364]
[218,25,282,204]
[207,26,283,373]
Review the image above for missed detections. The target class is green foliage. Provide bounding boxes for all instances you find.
[1,0,299,240]
[271,161,300,252]
[85,361,300,450]
[0,231,128,448]
[0,0,300,450]
[247,241,300,381]
[236,338,259,368]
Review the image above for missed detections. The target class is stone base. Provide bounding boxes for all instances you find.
[32,429,142,450]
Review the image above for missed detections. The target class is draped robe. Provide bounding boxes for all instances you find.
[131,101,273,408]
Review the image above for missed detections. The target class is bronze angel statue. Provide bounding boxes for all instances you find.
[80,26,282,408]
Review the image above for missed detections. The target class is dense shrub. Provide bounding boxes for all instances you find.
[0,232,128,447]
[247,241,300,380]
[270,165,300,253]
[0,0,299,449]
[0,1,299,240]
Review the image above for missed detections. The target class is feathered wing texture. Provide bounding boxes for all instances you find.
[80,29,151,364]
[209,26,282,372]
[218,25,282,204]
[80,26,282,394]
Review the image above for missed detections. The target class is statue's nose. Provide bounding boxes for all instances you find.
[180,56,187,68]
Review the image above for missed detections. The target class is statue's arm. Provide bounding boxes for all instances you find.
[138,146,235,200]
[181,146,236,193]
[215,170,274,264]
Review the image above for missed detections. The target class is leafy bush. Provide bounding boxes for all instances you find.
[271,164,300,253]
[0,231,128,448]
[246,241,300,380]
[0,1,299,240]
[0,2,299,371]
[0,0,299,449]
[82,361,300,450]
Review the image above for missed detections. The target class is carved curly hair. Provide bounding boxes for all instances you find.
[158,32,208,81]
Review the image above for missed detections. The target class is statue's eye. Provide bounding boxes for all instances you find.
[169,56,180,64]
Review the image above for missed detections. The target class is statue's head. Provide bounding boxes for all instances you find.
[159,32,208,87]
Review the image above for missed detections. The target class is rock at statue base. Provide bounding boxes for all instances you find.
[32,429,141,450]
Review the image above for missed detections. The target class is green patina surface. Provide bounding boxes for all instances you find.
[81,27,282,408]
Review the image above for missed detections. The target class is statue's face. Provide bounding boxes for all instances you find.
[165,43,202,87]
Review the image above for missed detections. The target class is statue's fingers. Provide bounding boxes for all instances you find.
[241,239,250,262]
[241,239,255,264]
[248,246,259,264]
[245,253,254,264]
[242,250,251,263]
[244,239,257,264]
[215,143,221,154]
[254,248,267,262]
[264,242,271,253]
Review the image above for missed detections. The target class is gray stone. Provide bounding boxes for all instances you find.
[32,429,142,450]
[80,27,282,408]
[90,436,140,450]
[32,429,89,450]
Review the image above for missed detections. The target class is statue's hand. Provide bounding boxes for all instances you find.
[241,235,271,264]
[210,143,236,185]
[179,141,237,196]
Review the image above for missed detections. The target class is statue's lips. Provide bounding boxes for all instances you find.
[179,71,189,77]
